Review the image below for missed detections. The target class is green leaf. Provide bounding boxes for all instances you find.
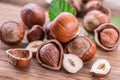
[111,16,120,28]
[49,0,76,21]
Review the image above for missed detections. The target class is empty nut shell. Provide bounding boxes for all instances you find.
[27,25,45,42]
[0,20,25,45]
[67,35,96,62]
[36,39,63,70]
[94,23,120,51]
[5,48,32,68]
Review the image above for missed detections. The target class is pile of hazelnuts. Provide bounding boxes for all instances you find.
[0,0,119,78]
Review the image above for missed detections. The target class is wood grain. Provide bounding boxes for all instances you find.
[0,2,120,80]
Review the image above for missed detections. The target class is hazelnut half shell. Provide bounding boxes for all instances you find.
[0,20,25,45]
[21,3,45,28]
[94,23,120,51]
[67,35,96,62]
[36,39,63,70]
[5,48,32,68]
[50,12,79,43]
[83,10,110,33]
[27,25,45,42]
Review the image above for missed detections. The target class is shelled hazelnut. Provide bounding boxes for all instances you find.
[94,23,120,51]
[36,39,63,70]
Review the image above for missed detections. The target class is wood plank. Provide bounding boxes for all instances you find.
[0,2,120,80]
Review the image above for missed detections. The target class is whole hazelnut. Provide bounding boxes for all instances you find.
[94,23,120,51]
[27,25,45,42]
[21,3,45,28]
[83,10,110,33]
[67,35,96,62]
[36,39,63,70]
[85,1,110,16]
[50,12,79,43]
[0,20,25,45]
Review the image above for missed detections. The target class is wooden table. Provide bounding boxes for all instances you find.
[0,2,120,80]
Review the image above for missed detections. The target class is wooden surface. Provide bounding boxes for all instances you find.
[0,2,120,80]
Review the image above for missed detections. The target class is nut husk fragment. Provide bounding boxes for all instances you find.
[94,23,120,51]
[36,39,63,70]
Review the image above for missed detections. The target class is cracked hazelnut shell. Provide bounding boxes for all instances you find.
[94,23,120,51]
[67,35,96,62]
[27,25,45,42]
[36,39,63,70]
[5,48,32,68]
[0,20,25,45]
[21,3,45,28]
[50,12,79,43]
[83,10,110,33]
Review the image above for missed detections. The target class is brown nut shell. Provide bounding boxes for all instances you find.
[0,20,25,45]
[36,39,63,70]
[94,23,120,51]
[83,10,110,33]
[85,1,111,16]
[67,35,96,62]
[27,25,45,42]
[5,48,32,68]
[21,3,45,28]
[50,12,79,43]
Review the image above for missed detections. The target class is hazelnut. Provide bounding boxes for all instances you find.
[5,48,32,68]
[85,1,110,16]
[63,54,83,73]
[21,3,45,28]
[90,59,111,77]
[0,20,25,45]
[83,0,103,3]
[83,10,110,33]
[94,23,120,51]
[36,39,63,70]
[50,12,79,43]
[67,35,96,62]
[26,41,43,57]
[27,25,45,42]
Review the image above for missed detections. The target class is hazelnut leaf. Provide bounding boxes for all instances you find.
[111,16,120,28]
[49,0,76,21]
